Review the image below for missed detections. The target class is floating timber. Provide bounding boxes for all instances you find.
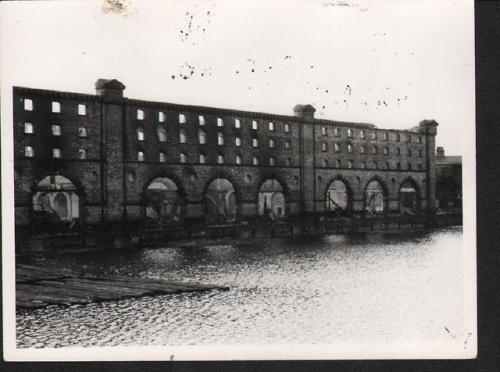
[16,264,229,309]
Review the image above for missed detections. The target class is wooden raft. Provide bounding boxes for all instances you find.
[16,264,229,309]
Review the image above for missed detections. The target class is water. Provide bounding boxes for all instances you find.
[16,227,465,348]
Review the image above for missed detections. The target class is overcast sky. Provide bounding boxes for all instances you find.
[1,0,474,155]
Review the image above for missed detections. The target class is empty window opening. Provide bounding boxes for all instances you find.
[217,118,224,127]
[384,147,389,155]
[137,151,145,162]
[198,115,205,125]
[236,155,242,165]
[253,138,259,148]
[269,139,275,148]
[158,126,167,142]
[322,159,328,168]
[78,148,87,160]
[321,142,328,152]
[348,160,353,169]
[235,119,241,129]
[335,143,340,153]
[286,158,292,166]
[78,127,88,138]
[269,157,276,166]
[25,146,34,157]
[360,130,365,139]
[137,109,144,120]
[218,132,224,145]
[52,101,61,113]
[336,159,341,168]
[78,104,86,116]
[52,148,61,159]
[347,129,353,138]
[252,120,258,130]
[24,122,34,134]
[217,154,224,164]
[179,129,187,143]
[179,114,186,124]
[348,144,353,153]
[284,123,290,133]
[334,128,340,137]
[235,137,241,147]
[180,153,187,163]
[199,153,206,164]
[199,129,207,144]
[52,125,61,136]
[285,141,291,150]
[159,152,166,162]
[24,99,33,111]
[253,156,259,165]
[383,132,389,141]
[269,122,275,131]
[137,127,145,141]
[322,126,327,136]
[159,111,166,122]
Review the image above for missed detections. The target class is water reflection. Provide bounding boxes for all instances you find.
[16,227,464,348]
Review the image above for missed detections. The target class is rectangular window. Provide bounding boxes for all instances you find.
[199,154,206,164]
[360,130,365,139]
[284,123,290,133]
[252,120,258,130]
[335,143,340,153]
[137,109,144,120]
[235,137,241,147]
[159,152,166,162]
[322,126,327,136]
[52,101,61,113]
[179,114,186,124]
[24,123,34,134]
[25,146,34,157]
[24,99,33,111]
[252,138,258,148]
[198,115,205,125]
[236,155,242,165]
[52,148,61,159]
[383,132,389,141]
[78,104,86,116]
[269,122,274,131]
[285,141,291,150]
[348,160,353,169]
[78,148,87,160]
[159,112,166,122]
[179,129,187,143]
[269,157,276,166]
[418,136,423,144]
[217,155,224,164]
[371,132,377,140]
[217,118,224,127]
[334,128,340,137]
[253,156,259,165]
[137,151,145,162]
[235,119,241,129]
[52,125,61,136]
[347,129,353,138]
[180,153,187,163]
[78,127,88,138]
[137,128,145,141]
[322,159,328,168]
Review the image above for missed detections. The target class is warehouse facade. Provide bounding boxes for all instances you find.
[13,79,438,234]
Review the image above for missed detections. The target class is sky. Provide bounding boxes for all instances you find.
[0,0,475,155]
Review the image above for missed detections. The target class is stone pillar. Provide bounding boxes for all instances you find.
[419,120,439,212]
[294,104,316,216]
[95,79,126,223]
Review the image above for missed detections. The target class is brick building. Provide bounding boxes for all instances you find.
[435,147,462,211]
[13,79,438,243]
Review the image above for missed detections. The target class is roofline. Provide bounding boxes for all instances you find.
[14,85,425,132]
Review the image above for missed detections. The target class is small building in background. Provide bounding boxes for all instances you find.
[435,147,462,211]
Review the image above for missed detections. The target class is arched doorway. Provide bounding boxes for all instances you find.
[325,179,349,215]
[365,180,385,214]
[399,181,420,215]
[32,175,79,224]
[144,177,184,222]
[205,178,237,224]
[258,179,286,220]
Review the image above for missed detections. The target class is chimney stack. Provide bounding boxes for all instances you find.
[95,79,126,102]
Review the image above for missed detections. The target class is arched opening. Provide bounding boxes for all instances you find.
[258,179,286,220]
[365,180,386,214]
[32,175,79,225]
[144,177,184,223]
[399,180,420,215]
[325,179,350,216]
[205,178,237,224]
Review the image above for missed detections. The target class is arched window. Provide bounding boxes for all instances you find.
[199,153,206,164]
[326,179,349,213]
[199,129,207,144]
[269,157,276,166]
[269,139,275,148]
[159,151,166,162]
[205,178,237,223]
[322,126,327,136]
[253,138,259,148]
[137,109,144,120]
[52,148,61,159]
[32,175,79,222]
[365,180,385,213]
[397,162,401,169]
[137,151,145,162]
[258,179,286,219]
[25,146,34,157]
[24,122,34,134]
[235,137,241,147]
[158,126,167,142]
[179,129,187,143]
[78,148,87,160]
[180,153,187,163]
[144,177,184,222]
[236,155,242,165]
[137,127,145,141]
[253,156,259,165]
[218,132,224,146]
[408,162,412,170]
[321,142,328,152]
